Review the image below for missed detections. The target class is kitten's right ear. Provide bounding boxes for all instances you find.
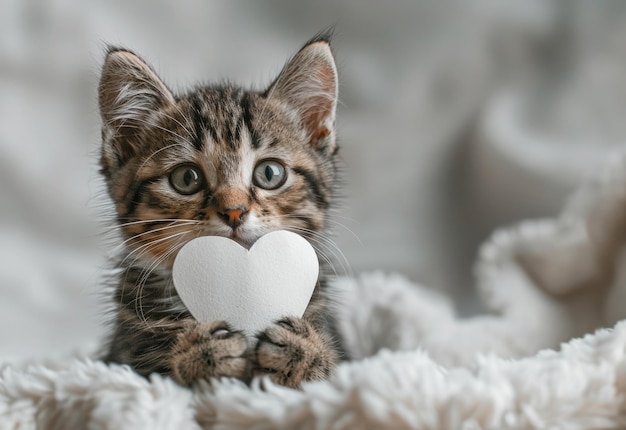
[98,47,174,169]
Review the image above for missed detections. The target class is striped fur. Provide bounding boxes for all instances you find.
[99,33,342,387]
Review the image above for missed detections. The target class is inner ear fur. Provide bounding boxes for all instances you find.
[267,38,338,151]
[98,48,174,168]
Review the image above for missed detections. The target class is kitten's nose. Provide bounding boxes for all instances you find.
[218,206,247,229]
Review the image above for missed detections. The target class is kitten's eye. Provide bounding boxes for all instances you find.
[169,164,204,195]
[253,159,287,190]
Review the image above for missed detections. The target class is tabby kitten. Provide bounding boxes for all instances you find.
[99,34,341,388]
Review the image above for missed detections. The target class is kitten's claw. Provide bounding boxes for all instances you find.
[254,317,336,388]
[169,321,251,386]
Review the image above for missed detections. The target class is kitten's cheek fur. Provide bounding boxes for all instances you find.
[168,321,253,386]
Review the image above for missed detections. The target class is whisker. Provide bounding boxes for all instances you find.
[120,229,195,326]
[287,226,352,278]
[100,218,203,231]
[307,240,341,277]
[321,218,362,245]
[271,212,361,245]
[117,118,196,149]
[134,239,187,326]
[109,221,200,254]
[120,230,191,268]
[138,142,189,171]
[160,109,195,139]
[264,216,352,278]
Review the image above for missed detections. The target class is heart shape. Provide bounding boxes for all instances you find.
[172,230,319,334]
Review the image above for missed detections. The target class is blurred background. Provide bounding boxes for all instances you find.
[2,0,626,361]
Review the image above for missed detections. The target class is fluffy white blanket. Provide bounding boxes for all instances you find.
[3,153,626,429]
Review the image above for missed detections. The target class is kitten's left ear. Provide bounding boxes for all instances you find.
[267,36,338,153]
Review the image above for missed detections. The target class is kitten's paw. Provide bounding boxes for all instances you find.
[169,321,251,386]
[255,317,336,388]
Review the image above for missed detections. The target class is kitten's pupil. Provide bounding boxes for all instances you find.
[264,165,274,181]
[184,169,197,186]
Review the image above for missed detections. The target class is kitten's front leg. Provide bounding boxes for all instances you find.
[169,320,251,386]
[254,317,337,388]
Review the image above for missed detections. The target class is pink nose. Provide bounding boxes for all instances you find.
[218,206,247,229]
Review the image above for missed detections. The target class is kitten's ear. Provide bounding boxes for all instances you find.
[267,35,338,152]
[98,47,174,168]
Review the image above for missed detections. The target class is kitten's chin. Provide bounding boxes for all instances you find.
[200,226,268,249]
[229,231,256,249]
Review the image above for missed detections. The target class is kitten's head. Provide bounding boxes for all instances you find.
[98,35,339,267]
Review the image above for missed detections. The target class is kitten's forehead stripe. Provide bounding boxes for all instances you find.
[190,93,216,150]
[240,92,262,149]
[219,89,240,151]
[183,89,269,155]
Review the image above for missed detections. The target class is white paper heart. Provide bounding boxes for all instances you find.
[172,230,319,334]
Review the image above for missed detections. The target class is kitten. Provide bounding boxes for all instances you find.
[98,33,342,388]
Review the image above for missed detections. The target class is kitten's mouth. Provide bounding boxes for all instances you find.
[197,227,259,250]
[229,231,254,249]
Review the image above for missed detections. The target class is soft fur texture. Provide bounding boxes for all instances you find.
[4,150,626,428]
[2,324,626,429]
